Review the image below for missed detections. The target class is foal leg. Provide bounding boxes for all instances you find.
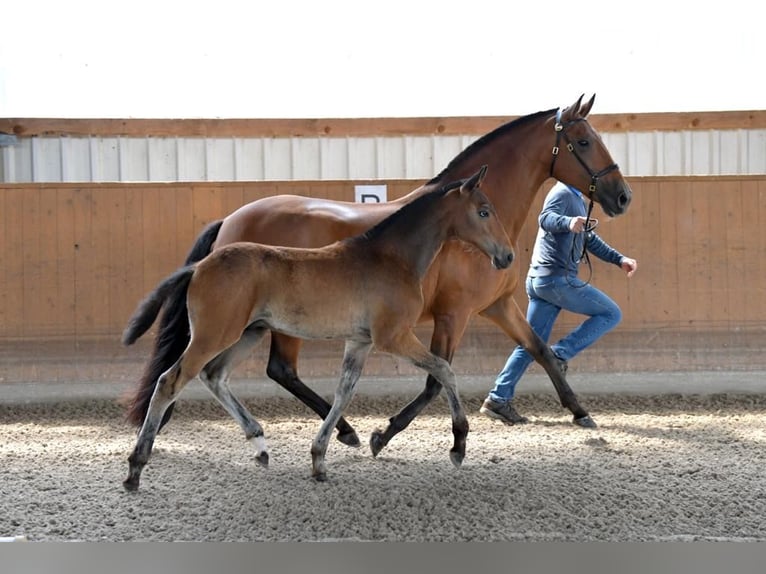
[267,332,360,447]
[311,340,371,482]
[124,355,201,491]
[481,295,595,427]
[370,313,469,457]
[376,329,469,468]
[200,326,270,467]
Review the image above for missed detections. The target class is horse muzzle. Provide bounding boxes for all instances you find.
[492,251,514,270]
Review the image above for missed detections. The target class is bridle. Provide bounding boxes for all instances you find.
[548,108,619,286]
[549,108,619,199]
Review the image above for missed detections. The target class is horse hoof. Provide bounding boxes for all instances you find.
[255,452,269,467]
[312,471,328,482]
[337,429,361,448]
[574,415,597,429]
[369,430,386,458]
[449,450,464,468]
[122,478,139,492]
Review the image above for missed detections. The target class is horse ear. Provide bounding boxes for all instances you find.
[579,94,596,117]
[561,94,585,122]
[461,165,488,194]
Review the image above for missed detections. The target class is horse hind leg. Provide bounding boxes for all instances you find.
[200,326,270,467]
[267,333,360,448]
[124,357,197,492]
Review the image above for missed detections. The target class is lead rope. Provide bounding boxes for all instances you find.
[568,198,596,288]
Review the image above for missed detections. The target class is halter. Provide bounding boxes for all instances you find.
[549,108,620,198]
[549,108,617,287]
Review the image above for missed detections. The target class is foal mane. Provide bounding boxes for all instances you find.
[356,179,464,243]
[427,108,555,185]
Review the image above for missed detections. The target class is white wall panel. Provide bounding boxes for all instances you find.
[375,137,404,179]
[147,138,178,181]
[347,138,376,179]
[177,139,206,181]
[290,138,321,179]
[90,137,120,181]
[118,138,149,181]
[4,139,33,182]
[206,138,235,181]
[262,139,292,179]
[319,138,348,179]
[660,132,684,176]
[746,130,766,173]
[2,128,765,183]
[32,138,62,182]
[61,138,91,182]
[234,138,264,180]
[403,136,433,179]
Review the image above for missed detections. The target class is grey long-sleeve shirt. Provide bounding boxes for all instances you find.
[528,182,625,278]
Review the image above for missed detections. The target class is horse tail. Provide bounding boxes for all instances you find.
[122,266,196,346]
[123,220,223,427]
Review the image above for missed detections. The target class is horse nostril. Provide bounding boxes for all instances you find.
[507,253,514,264]
[618,192,629,208]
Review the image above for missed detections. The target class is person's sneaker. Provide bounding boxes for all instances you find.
[479,398,529,425]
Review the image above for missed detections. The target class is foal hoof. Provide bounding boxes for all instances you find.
[449,450,465,468]
[255,452,270,467]
[122,478,139,492]
[573,415,597,429]
[337,429,361,448]
[312,471,328,482]
[369,430,386,458]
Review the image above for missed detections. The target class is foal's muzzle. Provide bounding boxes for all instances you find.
[492,251,514,270]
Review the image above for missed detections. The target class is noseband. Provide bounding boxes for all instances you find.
[548,108,619,198]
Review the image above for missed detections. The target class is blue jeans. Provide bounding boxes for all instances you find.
[488,274,622,403]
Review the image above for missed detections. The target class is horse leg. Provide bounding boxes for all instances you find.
[480,295,595,427]
[375,329,468,468]
[200,326,270,467]
[311,340,371,482]
[267,332,360,447]
[123,355,200,492]
[369,313,468,457]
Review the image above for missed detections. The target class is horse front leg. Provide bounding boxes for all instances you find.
[311,340,371,482]
[369,313,469,457]
[376,330,468,467]
[267,332,360,447]
[481,295,596,427]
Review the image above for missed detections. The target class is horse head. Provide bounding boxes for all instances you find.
[550,94,632,217]
[452,165,514,270]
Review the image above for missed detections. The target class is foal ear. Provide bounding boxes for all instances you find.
[462,164,488,194]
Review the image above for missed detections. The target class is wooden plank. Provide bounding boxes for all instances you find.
[1,188,25,337]
[689,180,714,329]
[3,111,766,139]
[722,179,746,329]
[105,186,130,332]
[38,186,60,335]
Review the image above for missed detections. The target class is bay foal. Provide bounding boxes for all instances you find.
[122,166,512,488]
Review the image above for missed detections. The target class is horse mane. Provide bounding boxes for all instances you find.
[355,179,464,243]
[427,108,556,185]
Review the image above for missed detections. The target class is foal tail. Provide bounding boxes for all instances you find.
[122,266,196,346]
[122,220,223,427]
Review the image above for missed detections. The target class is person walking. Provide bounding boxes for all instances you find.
[480,180,638,425]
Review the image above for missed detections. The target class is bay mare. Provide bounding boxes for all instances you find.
[122,167,513,486]
[125,94,632,456]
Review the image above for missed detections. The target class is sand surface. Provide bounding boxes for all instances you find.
[1,390,765,542]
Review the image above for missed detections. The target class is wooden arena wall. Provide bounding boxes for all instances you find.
[0,175,764,383]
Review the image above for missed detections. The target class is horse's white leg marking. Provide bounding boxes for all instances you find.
[199,328,270,465]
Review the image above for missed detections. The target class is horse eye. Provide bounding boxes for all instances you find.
[478,209,490,218]
[578,139,590,147]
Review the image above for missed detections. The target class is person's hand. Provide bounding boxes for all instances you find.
[568,216,588,233]
[621,257,637,277]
